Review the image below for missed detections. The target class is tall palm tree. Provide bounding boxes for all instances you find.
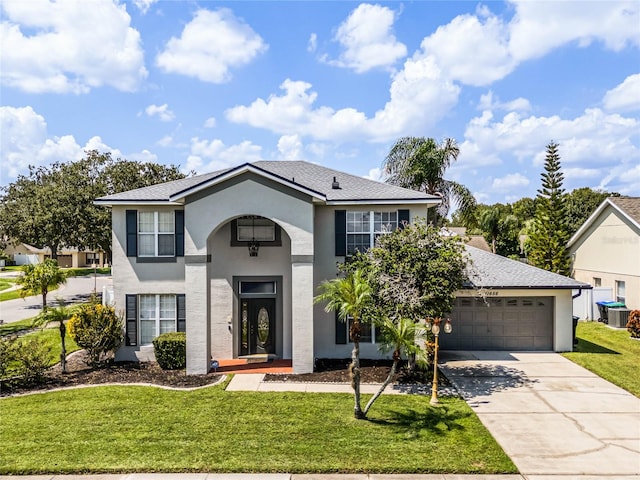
[314,269,372,419]
[362,316,425,417]
[383,137,476,222]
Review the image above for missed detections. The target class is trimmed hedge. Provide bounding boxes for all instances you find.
[153,332,186,370]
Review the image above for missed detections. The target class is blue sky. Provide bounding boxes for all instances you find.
[1,0,639,206]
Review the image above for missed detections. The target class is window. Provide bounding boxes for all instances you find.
[346,211,398,255]
[139,294,176,345]
[85,252,100,266]
[138,212,175,257]
[236,217,275,242]
[593,277,602,287]
[616,281,626,304]
[341,316,376,344]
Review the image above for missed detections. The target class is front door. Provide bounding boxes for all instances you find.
[240,298,276,355]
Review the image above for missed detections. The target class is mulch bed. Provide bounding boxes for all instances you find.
[1,352,448,397]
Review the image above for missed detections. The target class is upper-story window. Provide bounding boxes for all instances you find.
[230,216,282,247]
[138,211,175,257]
[346,211,398,255]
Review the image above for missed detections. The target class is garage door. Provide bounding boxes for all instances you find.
[440,296,554,351]
[56,255,72,268]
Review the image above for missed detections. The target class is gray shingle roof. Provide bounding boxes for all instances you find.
[96,161,438,204]
[609,197,640,225]
[464,246,591,289]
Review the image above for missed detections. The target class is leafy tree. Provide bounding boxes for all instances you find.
[564,187,618,237]
[477,206,520,256]
[0,151,187,261]
[17,259,67,309]
[512,197,536,221]
[528,142,571,275]
[383,137,476,223]
[314,269,373,419]
[32,300,73,373]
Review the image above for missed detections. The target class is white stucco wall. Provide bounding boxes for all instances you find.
[571,208,640,309]
[312,204,430,359]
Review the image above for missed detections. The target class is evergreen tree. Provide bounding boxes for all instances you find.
[528,142,571,275]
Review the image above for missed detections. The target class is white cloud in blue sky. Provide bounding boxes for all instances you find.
[1,0,638,204]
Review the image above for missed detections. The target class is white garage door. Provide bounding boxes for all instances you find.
[440,296,554,351]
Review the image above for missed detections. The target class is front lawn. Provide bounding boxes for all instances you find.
[563,321,640,397]
[0,385,516,474]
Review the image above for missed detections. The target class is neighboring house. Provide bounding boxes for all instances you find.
[3,242,106,268]
[96,161,588,375]
[445,227,492,252]
[568,196,640,310]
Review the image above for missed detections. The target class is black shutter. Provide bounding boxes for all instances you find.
[126,210,137,257]
[177,294,186,332]
[335,311,347,344]
[398,209,410,230]
[175,210,184,257]
[335,210,346,256]
[125,294,137,346]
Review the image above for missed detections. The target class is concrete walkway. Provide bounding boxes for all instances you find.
[439,351,640,478]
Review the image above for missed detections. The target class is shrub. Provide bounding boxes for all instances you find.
[13,337,50,385]
[0,336,16,379]
[626,310,640,339]
[153,332,186,370]
[68,303,124,366]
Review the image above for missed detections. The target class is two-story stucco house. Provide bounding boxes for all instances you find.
[96,161,589,375]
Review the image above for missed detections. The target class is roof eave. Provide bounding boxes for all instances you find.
[325,198,441,206]
[168,163,327,203]
[462,283,592,290]
[568,197,640,247]
[93,200,184,207]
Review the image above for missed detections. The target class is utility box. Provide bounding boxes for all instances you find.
[608,308,631,328]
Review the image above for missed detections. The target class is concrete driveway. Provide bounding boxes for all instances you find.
[0,274,113,323]
[440,351,640,478]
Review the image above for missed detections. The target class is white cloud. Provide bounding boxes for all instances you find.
[508,0,640,61]
[132,0,157,14]
[364,167,383,181]
[204,117,217,128]
[0,0,147,94]
[184,137,263,174]
[327,3,407,73]
[145,104,175,122]
[226,58,459,143]
[307,33,317,53]
[277,135,303,160]
[157,135,173,147]
[127,149,157,163]
[478,91,531,112]
[156,8,267,83]
[603,73,640,112]
[491,173,529,191]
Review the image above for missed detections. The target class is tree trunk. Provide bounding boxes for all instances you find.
[42,290,48,309]
[59,321,67,373]
[364,354,400,417]
[351,341,365,419]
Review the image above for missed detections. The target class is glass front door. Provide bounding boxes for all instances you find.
[240,297,276,355]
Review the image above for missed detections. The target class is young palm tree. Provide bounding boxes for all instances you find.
[32,299,73,373]
[314,269,372,419]
[17,259,67,309]
[383,136,476,222]
[362,316,425,417]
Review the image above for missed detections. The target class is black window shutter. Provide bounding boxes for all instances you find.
[175,210,184,257]
[335,311,347,344]
[398,209,410,230]
[125,294,137,346]
[177,294,186,332]
[335,210,346,256]
[126,210,137,257]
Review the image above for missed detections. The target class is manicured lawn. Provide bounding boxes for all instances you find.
[65,267,111,276]
[0,288,22,302]
[0,278,16,291]
[0,384,516,474]
[563,321,640,397]
[18,326,80,366]
[0,318,34,336]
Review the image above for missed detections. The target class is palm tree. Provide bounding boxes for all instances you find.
[362,316,425,417]
[17,259,67,309]
[32,299,73,373]
[478,207,501,254]
[314,269,372,419]
[383,137,476,222]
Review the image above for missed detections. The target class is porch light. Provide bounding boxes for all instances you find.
[248,239,260,257]
[426,316,453,406]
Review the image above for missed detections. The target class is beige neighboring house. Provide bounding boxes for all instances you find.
[4,242,106,268]
[568,197,640,310]
[96,161,588,375]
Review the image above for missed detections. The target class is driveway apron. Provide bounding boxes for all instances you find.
[440,351,640,477]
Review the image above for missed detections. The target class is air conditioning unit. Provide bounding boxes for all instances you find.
[608,308,630,328]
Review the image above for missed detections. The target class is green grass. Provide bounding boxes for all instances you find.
[65,267,111,277]
[563,321,640,397]
[0,317,36,336]
[0,288,22,302]
[18,326,80,366]
[0,386,515,475]
[0,278,16,292]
